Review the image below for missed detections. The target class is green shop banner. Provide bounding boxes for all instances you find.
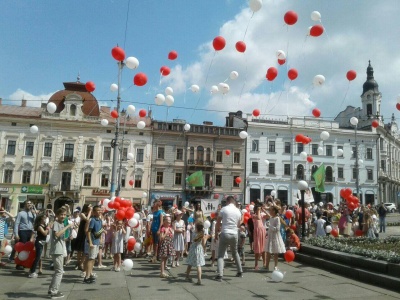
[21,186,43,194]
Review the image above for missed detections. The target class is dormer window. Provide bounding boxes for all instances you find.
[70,104,76,116]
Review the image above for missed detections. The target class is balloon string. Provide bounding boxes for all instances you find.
[123,0,131,50]
[238,53,249,106]
[321,22,334,57]
[242,12,253,41]
[339,82,351,110]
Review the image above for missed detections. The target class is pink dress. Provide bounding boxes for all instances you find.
[252,216,266,254]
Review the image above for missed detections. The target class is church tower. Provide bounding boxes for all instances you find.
[361,61,382,120]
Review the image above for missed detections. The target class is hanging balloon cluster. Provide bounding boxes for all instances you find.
[340,188,360,212]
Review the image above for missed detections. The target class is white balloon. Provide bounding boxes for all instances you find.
[184,201,189,207]
[210,85,219,94]
[103,199,110,208]
[155,94,165,105]
[127,152,134,160]
[128,218,138,228]
[307,26,313,36]
[300,151,308,160]
[317,147,324,155]
[325,225,332,233]
[30,125,38,134]
[137,121,146,129]
[110,83,118,92]
[241,209,248,214]
[204,220,211,229]
[4,245,12,255]
[358,159,364,165]
[221,83,230,94]
[47,102,57,114]
[165,95,174,106]
[311,11,321,22]
[101,119,109,126]
[249,205,254,211]
[191,85,200,93]
[271,270,284,282]
[350,117,359,126]
[165,86,174,95]
[337,149,344,157]
[298,180,308,190]
[142,192,148,198]
[313,75,325,86]
[249,0,262,12]
[126,105,136,116]
[320,131,330,141]
[271,190,277,197]
[125,56,139,69]
[230,71,239,80]
[276,50,286,60]
[18,250,29,261]
[133,213,141,220]
[134,242,142,252]
[264,159,270,165]
[184,124,191,131]
[239,131,248,139]
[122,259,134,271]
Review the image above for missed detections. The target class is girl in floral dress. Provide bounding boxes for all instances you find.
[172,211,185,267]
[185,222,207,285]
[159,217,175,278]
[265,206,286,271]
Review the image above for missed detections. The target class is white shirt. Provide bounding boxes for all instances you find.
[220,203,241,235]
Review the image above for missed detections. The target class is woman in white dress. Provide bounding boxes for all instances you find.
[172,210,185,267]
[265,206,286,271]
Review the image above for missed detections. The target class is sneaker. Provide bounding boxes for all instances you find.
[80,271,86,278]
[28,273,38,278]
[50,292,64,299]
[165,266,170,270]
[97,265,107,269]
[91,273,97,278]
[235,272,243,278]
[214,275,222,282]
[115,267,120,272]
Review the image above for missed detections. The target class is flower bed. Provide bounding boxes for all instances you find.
[304,236,400,263]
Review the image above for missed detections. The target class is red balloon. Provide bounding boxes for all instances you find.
[253,109,260,117]
[113,201,121,210]
[111,110,118,118]
[15,242,24,253]
[24,241,35,251]
[85,81,96,92]
[225,149,231,156]
[295,134,304,143]
[115,196,122,203]
[284,10,298,25]
[129,180,134,186]
[371,119,379,128]
[111,46,126,61]
[310,24,324,37]
[115,209,126,220]
[284,250,295,262]
[288,68,298,80]
[396,103,400,111]
[347,201,357,211]
[285,210,293,219]
[331,228,339,237]
[213,36,226,51]
[312,108,321,118]
[127,244,134,251]
[307,156,313,163]
[128,237,136,246]
[210,212,216,219]
[344,188,352,199]
[346,70,357,81]
[235,41,246,53]
[235,177,242,184]
[266,67,278,81]
[278,59,286,65]
[139,109,147,118]
[108,201,115,209]
[160,66,170,76]
[133,73,148,86]
[125,208,134,220]
[340,188,346,199]
[168,50,178,60]
[355,229,363,237]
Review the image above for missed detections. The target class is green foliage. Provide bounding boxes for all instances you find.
[305,236,400,263]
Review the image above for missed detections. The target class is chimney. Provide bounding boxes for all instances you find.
[21,99,27,107]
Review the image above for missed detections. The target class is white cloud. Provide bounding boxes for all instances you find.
[8,88,55,107]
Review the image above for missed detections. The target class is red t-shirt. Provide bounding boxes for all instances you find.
[296,208,310,225]
[289,234,301,249]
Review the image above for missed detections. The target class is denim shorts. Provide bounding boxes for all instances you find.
[151,231,159,245]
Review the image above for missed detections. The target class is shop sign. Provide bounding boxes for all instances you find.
[0,187,9,192]
[92,189,110,196]
[21,186,43,194]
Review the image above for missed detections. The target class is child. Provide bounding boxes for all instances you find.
[159,217,175,278]
[48,208,73,299]
[238,224,246,266]
[29,214,51,277]
[104,215,113,259]
[111,220,126,272]
[0,207,13,266]
[314,213,326,237]
[185,222,208,285]
[265,206,286,271]
[287,229,301,251]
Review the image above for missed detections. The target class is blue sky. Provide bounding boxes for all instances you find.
[1,0,400,126]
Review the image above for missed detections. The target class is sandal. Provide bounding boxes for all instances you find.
[160,273,170,278]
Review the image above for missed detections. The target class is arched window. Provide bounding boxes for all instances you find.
[311,165,318,181]
[197,146,204,163]
[70,104,76,116]
[367,104,372,116]
[296,164,304,180]
[325,166,333,182]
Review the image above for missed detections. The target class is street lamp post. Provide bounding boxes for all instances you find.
[298,180,308,241]
[350,117,360,203]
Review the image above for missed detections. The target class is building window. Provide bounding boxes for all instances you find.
[7,141,16,155]
[338,167,344,179]
[86,145,94,159]
[189,147,194,160]
[284,164,291,176]
[156,171,163,184]
[103,146,111,161]
[381,160,386,172]
[367,169,373,180]
[206,148,211,162]
[367,103,372,116]
[101,174,109,187]
[366,148,373,159]
[121,148,128,161]
[44,142,52,157]
[297,143,303,154]
[215,175,222,187]
[70,104,76,116]
[352,168,358,180]
[121,174,126,188]
[25,141,34,156]
[157,147,165,159]
[251,161,258,174]
[41,171,49,185]
[326,145,333,156]
[216,151,222,163]
[134,175,142,188]
[233,176,240,187]
[252,140,259,152]
[326,166,333,182]
[312,144,318,155]
[175,173,182,185]
[284,142,291,154]
[296,165,304,180]
[4,170,13,183]
[136,148,144,163]
[352,147,356,158]
[83,173,92,186]
[269,141,275,153]
[197,146,204,162]
[22,170,31,184]
[234,152,240,164]
[64,143,74,161]
[311,165,318,181]
[268,163,275,175]
[176,148,183,160]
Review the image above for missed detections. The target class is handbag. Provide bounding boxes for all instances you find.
[93,227,104,239]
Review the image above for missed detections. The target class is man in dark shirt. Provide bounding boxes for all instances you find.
[378,203,387,233]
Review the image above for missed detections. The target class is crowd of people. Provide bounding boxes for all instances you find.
[0,196,392,298]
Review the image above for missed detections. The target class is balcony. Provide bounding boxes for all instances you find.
[187,160,214,167]
[60,156,76,163]
[51,184,80,192]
